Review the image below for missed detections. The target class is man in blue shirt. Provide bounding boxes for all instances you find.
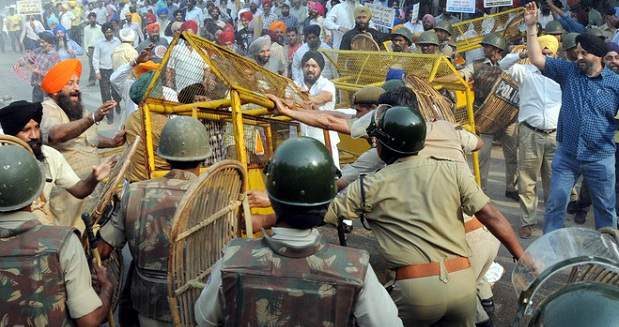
[525,2,619,233]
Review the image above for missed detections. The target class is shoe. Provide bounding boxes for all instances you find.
[574,211,587,224]
[519,225,540,239]
[480,298,495,315]
[505,190,519,201]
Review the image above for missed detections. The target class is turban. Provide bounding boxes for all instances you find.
[576,32,608,57]
[307,1,325,16]
[248,35,272,56]
[538,35,559,55]
[218,29,235,44]
[112,44,138,69]
[47,15,59,28]
[301,50,325,71]
[52,25,67,35]
[262,0,272,6]
[386,64,405,81]
[130,71,155,105]
[38,31,55,44]
[145,12,157,24]
[180,20,199,33]
[119,28,136,42]
[239,10,253,21]
[607,42,619,54]
[133,61,160,78]
[269,20,286,33]
[146,22,160,33]
[422,14,435,26]
[157,7,168,16]
[0,101,43,136]
[304,24,321,37]
[354,5,372,19]
[41,59,82,94]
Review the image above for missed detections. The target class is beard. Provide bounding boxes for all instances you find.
[356,22,368,31]
[577,59,594,75]
[56,92,84,121]
[28,138,45,161]
[150,34,160,43]
[304,72,319,85]
[257,55,270,65]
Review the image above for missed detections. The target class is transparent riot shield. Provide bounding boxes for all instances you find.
[511,227,619,326]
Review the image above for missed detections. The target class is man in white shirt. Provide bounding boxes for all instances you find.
[324,0,358,49]
[499,35,561,239]
[59,3,75,30]
[291,24,333,82]
[93,1,107,25]
[294,50,340,167]
[93,23,121,123]
[83,12,104,86]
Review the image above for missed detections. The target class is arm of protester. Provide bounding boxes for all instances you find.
[97,129,126,148]
[309,90,333,106]
[499,53,527,84]
[66,157,115,199]
[267,94,352,134]
[525,2,546,71]
[45,100,116,144]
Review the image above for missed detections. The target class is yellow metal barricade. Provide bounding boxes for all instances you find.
[453,7,524,53]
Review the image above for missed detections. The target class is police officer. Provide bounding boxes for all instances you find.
[560,32,579,61]
[325,106,524,326]
[434,20,455,57]
[461,33,518,199]
[0,144,113,326]
[415,30,440,55]
[194,137,403,326]
[390,26,413,52]
[543,20,564,43]
[97,116,211,326]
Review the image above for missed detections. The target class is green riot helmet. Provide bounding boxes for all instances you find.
[391,26,413,45]
[265,137,338,207]
[0,145,44,212]
[367,106,426,155]
[530,282,619,327]
[416,30,440,46]
[434,20,454,36]
[544,20,564,35]
[157,116,212,162]
[562,32,579,50]
[480,33,507,52]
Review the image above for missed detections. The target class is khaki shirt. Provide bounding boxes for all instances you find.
[41,98,100,177]
[325,156,489,268]
[0,211,102,318]
[32,145,81,224]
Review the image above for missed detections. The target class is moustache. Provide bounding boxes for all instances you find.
[70,91,81,97]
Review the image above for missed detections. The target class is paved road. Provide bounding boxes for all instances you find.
[0,50,595,326]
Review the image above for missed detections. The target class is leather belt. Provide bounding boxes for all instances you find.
[523,121,556,134]
[464,217,484,233]
[395,257,471,280]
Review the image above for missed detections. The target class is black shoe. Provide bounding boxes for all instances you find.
[574,210,587,224]
[505,191,519,201]
[567,201,580,214]
[481,298,495,315]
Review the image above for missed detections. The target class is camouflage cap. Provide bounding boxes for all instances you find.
[353,86,385,105]
[391,26,413,44]
[415,30,440,46]
[434,20,453,36]
[544,20,564,35]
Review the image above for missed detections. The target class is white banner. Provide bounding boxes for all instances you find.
[410,2,420,21]
[446,0,476,13]
[367,3,395,29]
[484,0,513,8]
[16,0,42,15]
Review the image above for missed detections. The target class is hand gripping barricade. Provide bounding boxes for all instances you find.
[167,160,246,326]
[512,227,619,327]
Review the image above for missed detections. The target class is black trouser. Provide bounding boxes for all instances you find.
[99,68,122,122]
[87,47,95,82]
[70,27,82,46]
[9,30,22,52]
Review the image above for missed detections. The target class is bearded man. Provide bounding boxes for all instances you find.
[0,101,113,225]
[40,59,125,231]
[137,22,169,63]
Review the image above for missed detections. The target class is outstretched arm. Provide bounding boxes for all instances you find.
[267,94,353,134]
[525,2,546,71]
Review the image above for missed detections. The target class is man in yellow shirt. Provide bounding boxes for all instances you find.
[5,7,23,52]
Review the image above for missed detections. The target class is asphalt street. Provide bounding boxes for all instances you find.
[0,49,595,326]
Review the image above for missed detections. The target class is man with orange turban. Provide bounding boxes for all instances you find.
[268,20,288,76]
[138,22,169,63]
[39,58,125,231]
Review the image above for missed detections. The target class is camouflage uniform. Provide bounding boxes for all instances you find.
[0,211,103,325]
[100,169,197,326]
[194,227,403,326]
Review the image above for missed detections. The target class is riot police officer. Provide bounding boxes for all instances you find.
[194,137,403,326]
[0,144,113,326]
[97,116,211,326]
[325,106,525,326]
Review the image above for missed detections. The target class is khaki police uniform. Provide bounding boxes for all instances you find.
[325,155,490,326]
[41,98,100,231]
[0,211,103,319]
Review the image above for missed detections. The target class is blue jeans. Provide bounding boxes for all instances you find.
[543,146,617,232]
